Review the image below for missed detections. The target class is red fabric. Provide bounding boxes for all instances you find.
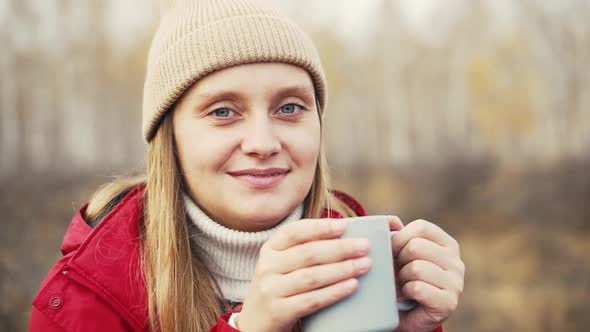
[208,312,239,332]
[330,189,368,216]
[30,184,147,332]
[30,184,442,332]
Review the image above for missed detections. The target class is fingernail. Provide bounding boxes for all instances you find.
[331,221,347,234]
[355,239,371,253]
[354,257,372,272]
[342,279,358,293]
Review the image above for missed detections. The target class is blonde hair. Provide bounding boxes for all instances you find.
[84,111,355,332]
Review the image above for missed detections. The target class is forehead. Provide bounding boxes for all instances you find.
[186,62,315,97]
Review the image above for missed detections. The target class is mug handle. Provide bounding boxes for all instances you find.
[391,231,418,312]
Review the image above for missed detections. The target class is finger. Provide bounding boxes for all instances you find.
[395,237,460,272]
[274,238,371,273]
[397,260,460,293]
[280,278,359,319]
[401,281,459,317]
[388,215,404,231]
[391,219,459,256]
[277,257,372,297]
[267,219,348,251]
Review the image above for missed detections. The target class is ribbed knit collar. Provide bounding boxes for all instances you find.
[183,194,304,302]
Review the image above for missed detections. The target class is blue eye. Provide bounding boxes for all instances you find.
[279,103,303,114]
[212,108,233,117]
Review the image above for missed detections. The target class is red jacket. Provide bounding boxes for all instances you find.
[30,184,442,332]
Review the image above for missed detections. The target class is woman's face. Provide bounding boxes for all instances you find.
[173,63,321,232]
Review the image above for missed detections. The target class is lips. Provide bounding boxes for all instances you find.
[227,168,289,189]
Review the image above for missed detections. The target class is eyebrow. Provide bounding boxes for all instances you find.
[192,84,315,107]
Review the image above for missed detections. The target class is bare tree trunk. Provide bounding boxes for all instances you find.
[0,3,18,177]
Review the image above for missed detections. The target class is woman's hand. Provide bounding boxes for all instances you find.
[238,219,372,332]
[392,218,465,332]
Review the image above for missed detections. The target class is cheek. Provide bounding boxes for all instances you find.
[175,123,238,175]
[283,122,321,169]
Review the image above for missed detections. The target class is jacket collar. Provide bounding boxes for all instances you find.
[63,183,148,330]
[61,203,93,255]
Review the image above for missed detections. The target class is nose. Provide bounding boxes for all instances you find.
[241,116,281,159]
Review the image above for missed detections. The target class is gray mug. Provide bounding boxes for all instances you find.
[301,215,417,332]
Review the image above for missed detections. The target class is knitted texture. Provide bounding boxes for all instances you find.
[142,0,328,142]
[183,193,304,302]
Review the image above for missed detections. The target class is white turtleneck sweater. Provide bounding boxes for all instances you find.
[183,194,304,303]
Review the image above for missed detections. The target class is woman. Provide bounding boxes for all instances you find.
[29,0,464,331]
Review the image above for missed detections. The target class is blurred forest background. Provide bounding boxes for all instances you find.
[1,0,589,331]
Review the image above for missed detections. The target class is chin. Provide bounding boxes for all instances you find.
[238,201,297,227]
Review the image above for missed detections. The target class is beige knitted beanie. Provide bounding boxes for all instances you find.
[142,0,328,142]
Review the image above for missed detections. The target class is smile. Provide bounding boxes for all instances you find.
[227,168,289,189]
